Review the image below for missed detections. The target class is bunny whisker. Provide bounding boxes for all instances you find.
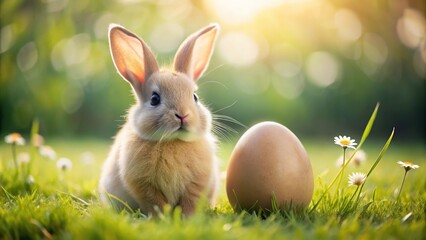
[212,125,232,142]
[201,63,225,78]
[212,101,238,114]
[213,120,237,135]
[198,79,228,90]
[213,114,247,129]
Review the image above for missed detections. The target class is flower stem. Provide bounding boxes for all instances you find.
[11,143,19,180]
[336,148,347,191]
[340,185,359,213]
[310,148,357,213]
[397,171,408,200]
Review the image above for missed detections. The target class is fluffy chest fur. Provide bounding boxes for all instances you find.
[118,129,215,206]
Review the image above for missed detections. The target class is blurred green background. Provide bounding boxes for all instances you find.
[1,0,425,140]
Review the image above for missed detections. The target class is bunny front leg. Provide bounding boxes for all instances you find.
[132,185,167,217]
[179,193,198,216]
[179,181,206,216]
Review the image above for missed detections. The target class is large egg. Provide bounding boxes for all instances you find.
[226,122,313,213]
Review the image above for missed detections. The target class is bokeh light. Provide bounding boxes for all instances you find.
[218,32,259,67]
[150,23,184,54]
[363,33,388,65]
[1,0,425,139]
[334,8,362,42]
[17,42,38,72]
[306,51,340,87]
[0,25,14,54]
[397,8,425,49]
[208,0,291,25]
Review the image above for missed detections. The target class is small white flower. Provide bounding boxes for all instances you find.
[32,134,44,147]
[17,152,31,165]
[57,157,72,171]
[223,223,232,231]
[5,133,25,145]
[39,145,57,160]
[352,150,367,166]
[334,135,357,149]
[26,175,35,184]
[348,172,366,186]
[336,149,367,167]
[397,161,419,172]
[336,155,344,167]
[81,151,94,165]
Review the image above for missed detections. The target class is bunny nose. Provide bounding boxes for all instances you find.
[175,113,189,124]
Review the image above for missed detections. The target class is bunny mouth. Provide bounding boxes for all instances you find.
[177,124,188,131]
[176,126,190,135]
[173,125,199,142]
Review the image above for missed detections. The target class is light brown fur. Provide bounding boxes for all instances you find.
[100,121,218,215]
[99,23,220,216]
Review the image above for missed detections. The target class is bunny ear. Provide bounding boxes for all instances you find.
[109,24,159,87]
[173,23,219,81]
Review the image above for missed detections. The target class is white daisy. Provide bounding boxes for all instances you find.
[336,155,344,167]
[39,145,57,160]
[32,134,44,147]
[81,151,94,165]
[334,135,357,149]
[26,175,35,184]
[336,149,367,167]
[17,152,31,165]
[5,133,25,145]
[348,172,366,186]
[397,161,419,172]
[57,157,72,171]
[352,150,367,166]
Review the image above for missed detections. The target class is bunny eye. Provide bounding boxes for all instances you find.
[150,92,161,106]
[193,93,199,103]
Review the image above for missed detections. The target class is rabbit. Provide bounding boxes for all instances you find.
[99,23,220,216]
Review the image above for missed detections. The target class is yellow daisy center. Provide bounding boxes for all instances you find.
[10,133,22,141]
[340,139,351,145]
[403,161,412,166]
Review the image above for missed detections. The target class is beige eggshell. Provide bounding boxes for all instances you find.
[226,121,313,213]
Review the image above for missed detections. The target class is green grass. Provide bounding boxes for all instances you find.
[0,135,425,239]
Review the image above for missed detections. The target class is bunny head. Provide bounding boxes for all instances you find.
[108,23,219,142]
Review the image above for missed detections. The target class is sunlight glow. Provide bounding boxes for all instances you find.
[218,32,259,67]
[208,0,304,25]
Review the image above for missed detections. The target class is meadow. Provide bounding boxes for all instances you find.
[0,117,425,240]
[2,1,425,239]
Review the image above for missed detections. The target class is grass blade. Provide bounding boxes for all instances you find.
[27,118,40,179]
[358,102,380,148]
[309,103,380,214]
[31,118,40,143]
[366,127,395,177]
[57,190,90,206]
[356,128,395,203]
[1,185,16,203]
